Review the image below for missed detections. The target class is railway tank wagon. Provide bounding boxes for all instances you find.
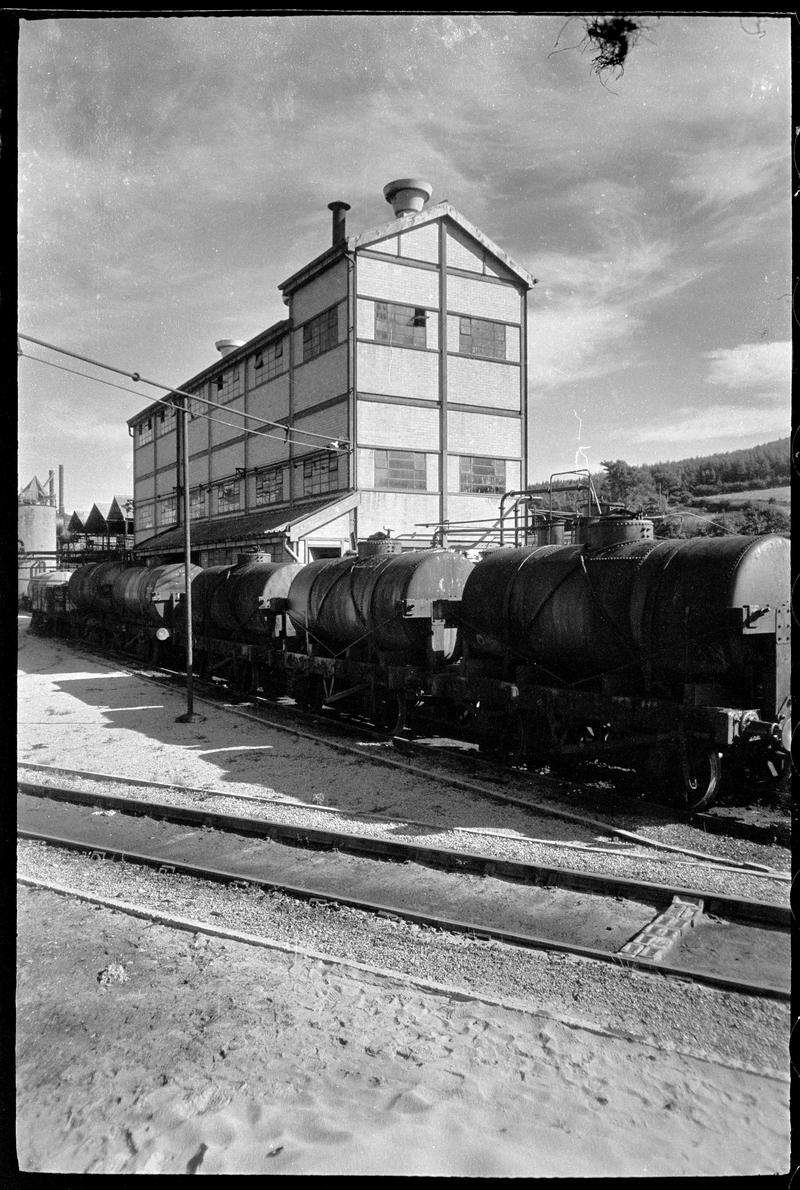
[67,560,200,659]
[185,554,304,693]
[442,519,790,808]
[281,540,475,730]
[28,570,76,635]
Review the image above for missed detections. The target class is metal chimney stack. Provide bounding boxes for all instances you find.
[47,470,55,507]
[328,201,350,245]
[58,465,64,515]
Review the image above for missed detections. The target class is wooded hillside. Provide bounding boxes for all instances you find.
[535,438,791,537]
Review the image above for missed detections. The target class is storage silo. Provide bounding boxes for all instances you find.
[18,502,57,601]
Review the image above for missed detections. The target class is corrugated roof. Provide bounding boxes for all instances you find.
[135,494,357,555]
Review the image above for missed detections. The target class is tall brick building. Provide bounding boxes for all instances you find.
[128,180,535,567]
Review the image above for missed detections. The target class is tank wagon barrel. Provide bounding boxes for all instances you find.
[447,523,791,808]
[24,520,790,811]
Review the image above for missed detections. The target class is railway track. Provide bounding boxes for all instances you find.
[18,780,790,1000]
[25,627,792,859]
[136,660,794,853]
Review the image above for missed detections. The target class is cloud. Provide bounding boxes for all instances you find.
[527,222,697,391]
[704,339,790,399]
[634,400,789,447]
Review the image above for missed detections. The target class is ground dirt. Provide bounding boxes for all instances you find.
[16,620,790,1176]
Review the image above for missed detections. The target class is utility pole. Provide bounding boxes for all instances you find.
[175,394,204,724]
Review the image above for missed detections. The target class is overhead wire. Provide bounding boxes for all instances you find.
[17,333,349,454]
[19,349,346,457]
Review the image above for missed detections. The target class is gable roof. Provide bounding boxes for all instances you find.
[18,475,51,505]
[109,495,134,522]
[66,509,91,531]
[83,503,112,533]
[348,202,536,289]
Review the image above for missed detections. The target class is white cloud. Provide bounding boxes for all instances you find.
[704,339,791,396]
[634,399,790,446]
[671,141,788,211]
[528,230,696,391]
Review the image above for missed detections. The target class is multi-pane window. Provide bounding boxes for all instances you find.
[374,449,427,491]
[254,338,286,382]
[302,454,339,496]
[136,503,154,530]
[255,467,284,506]
[157,495,177,526]
[215,366,242,403]
[188,391,206,418]
[216,479,242,514]
[302,307,339,362]
[459,456,507,494]
[374,302,427,348]
[458,316,506,360]
[136,419,153,446]
[190,488,207,520]
[156,406,176,436]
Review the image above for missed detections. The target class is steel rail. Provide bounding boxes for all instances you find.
[23,630,790,875]
[18,782,789,926]
[17,822,789,1002]
[22,761,779,872]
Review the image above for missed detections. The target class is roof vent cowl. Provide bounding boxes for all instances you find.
[383,178,433,218]
[215,339,245,357]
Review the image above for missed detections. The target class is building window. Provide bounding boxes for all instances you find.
[216,479,242,514]
[136,503,154,530]
[215,366,243,403]
[190,488,206,520]
[374,449,427,491]
[255,467,284,506]
[458,316,506,360]
[254,338,286,381]
[302,307,339,362]
[302,454,339,496]
[156,406,176,436]
[136,419,154,446]
[188,391,206,418]
[157,495,177,526]
[459,456,506,494]
[374,302,427,348]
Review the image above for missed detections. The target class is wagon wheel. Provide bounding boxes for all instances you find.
[259,665,285,700]
[371,688,407,737]
[678,740,722,813]
[294,673,326,712]
[232,659,259,696]
[729,738,790,799]
[503,711,530,767]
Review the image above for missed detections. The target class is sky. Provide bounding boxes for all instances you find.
[17,13,792,509]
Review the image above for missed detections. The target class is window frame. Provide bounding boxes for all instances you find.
[373,448,428,492]
[458,455,507,495]
[302,306,339,362]
[255,467,285,506]
[215,478,243,515]
[301,453,340,496]
[458,316,507,361]
[374,301,428,349]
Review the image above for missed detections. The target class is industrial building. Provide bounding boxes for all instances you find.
[128,180,535,567]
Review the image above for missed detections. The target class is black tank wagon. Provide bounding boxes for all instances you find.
[26,515,791,810]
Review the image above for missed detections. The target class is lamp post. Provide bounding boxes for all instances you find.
[175,393,204,724]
